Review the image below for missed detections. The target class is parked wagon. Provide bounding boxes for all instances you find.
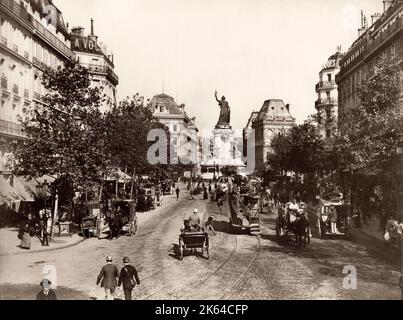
[111,200,138,236]
[178,229,210,260]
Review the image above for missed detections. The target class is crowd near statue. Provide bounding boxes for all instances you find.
[215,90,231,126]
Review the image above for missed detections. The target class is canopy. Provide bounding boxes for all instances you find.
[0,175,56,208]
[106,169,133,183]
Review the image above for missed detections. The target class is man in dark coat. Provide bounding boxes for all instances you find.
[118,256,140,300]
[36,279,57,300]
[176,186,180,200]
[97,256,120,300]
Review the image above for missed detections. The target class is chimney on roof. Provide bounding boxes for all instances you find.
[383,0,393,12]
[371,12,382,25]
[91,18,94,35]
[358,10,368,37]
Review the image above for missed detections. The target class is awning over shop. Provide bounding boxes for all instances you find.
[0,175,56,209]
[105,169,133,183]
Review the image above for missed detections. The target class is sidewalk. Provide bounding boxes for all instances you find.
[353,217,385,243]
[0,227,84,256]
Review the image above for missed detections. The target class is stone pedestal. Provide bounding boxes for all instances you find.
[208,127,245,168]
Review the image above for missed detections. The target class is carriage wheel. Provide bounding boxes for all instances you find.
[129,224,135,236]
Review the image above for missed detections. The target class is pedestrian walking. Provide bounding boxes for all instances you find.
[203,188,208,200]
[118,257,140,300]
[36,279,57,300]
[176,186,180,200]
[96,256,120,300]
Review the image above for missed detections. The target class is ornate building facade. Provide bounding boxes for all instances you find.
[70,19,118,112]
[147,93,198,164]
[315,48,344,140]
[251,99,296,175]
[0,0,74,177]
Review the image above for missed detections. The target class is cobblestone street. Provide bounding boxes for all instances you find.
[0,185,400,300]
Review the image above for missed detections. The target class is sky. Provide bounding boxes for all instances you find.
[54,0,383,130]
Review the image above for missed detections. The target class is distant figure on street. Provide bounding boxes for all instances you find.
[176,186,180,200]
[20,224,31,250]
[118,257,140,300]
[203,188,208,200]
[205,215,216,236]
[36,279,57,300]
[97,256,120,300]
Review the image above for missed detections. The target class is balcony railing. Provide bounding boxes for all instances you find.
[0,35,7,47]
[23,51,29,60]
[316,80,337,91]
[12,44,18,54]
[32,57,49,70]
[0,0,75,60]
[80,63,119,85]
[315,98,338,108]
[0,119,25,138]
[12,84,19,95]
[1,77,7,90]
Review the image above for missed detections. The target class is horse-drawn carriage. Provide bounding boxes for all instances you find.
[275,202,311,247]
[317,198,352,240]
[161,179,173,195]
[228,193,261,235]
[111,200,138,236]
[136,187,157,211]
[178,229,210,260]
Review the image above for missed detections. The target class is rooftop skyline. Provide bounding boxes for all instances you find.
[55,0,383,129]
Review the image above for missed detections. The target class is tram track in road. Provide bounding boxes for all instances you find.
[141,231,238,300]
[219,235,261,300]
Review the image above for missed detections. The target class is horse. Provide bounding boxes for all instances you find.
[293,214,311,249]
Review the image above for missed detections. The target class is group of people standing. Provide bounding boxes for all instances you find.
[19,209,52,250]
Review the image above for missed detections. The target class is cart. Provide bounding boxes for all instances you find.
[111,200,138,236]
[178,230,210,260]
[317,198,352,240]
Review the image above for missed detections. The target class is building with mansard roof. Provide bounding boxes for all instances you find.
[248,99,296,175]
[147,93,198,164]
[70,19,118,112]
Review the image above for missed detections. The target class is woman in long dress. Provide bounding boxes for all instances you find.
[20,224,31,250]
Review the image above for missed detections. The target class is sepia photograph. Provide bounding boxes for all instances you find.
[0,0,402,303]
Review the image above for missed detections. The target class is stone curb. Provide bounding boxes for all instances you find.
[0,236,85,257]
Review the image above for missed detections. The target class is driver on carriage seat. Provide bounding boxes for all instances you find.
[287,198,299,225]
[188,209,201,231]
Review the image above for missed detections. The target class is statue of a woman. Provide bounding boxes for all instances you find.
[215,90,231,126]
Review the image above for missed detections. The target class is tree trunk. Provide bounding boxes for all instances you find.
[50,189,59,242]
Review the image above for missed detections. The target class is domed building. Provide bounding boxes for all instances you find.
[315,47,345,140]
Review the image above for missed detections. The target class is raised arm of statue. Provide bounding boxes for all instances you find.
[215,91,220,103]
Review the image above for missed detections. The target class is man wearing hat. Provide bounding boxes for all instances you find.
[36,279,57,300]
[118,257,141,300]
[188,209,201,231]
[96,256,120,300]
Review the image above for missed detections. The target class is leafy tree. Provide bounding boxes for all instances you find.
[337,55,401,172]
[13,60,106,191]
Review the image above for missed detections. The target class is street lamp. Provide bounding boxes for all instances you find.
[36,179,50,246]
